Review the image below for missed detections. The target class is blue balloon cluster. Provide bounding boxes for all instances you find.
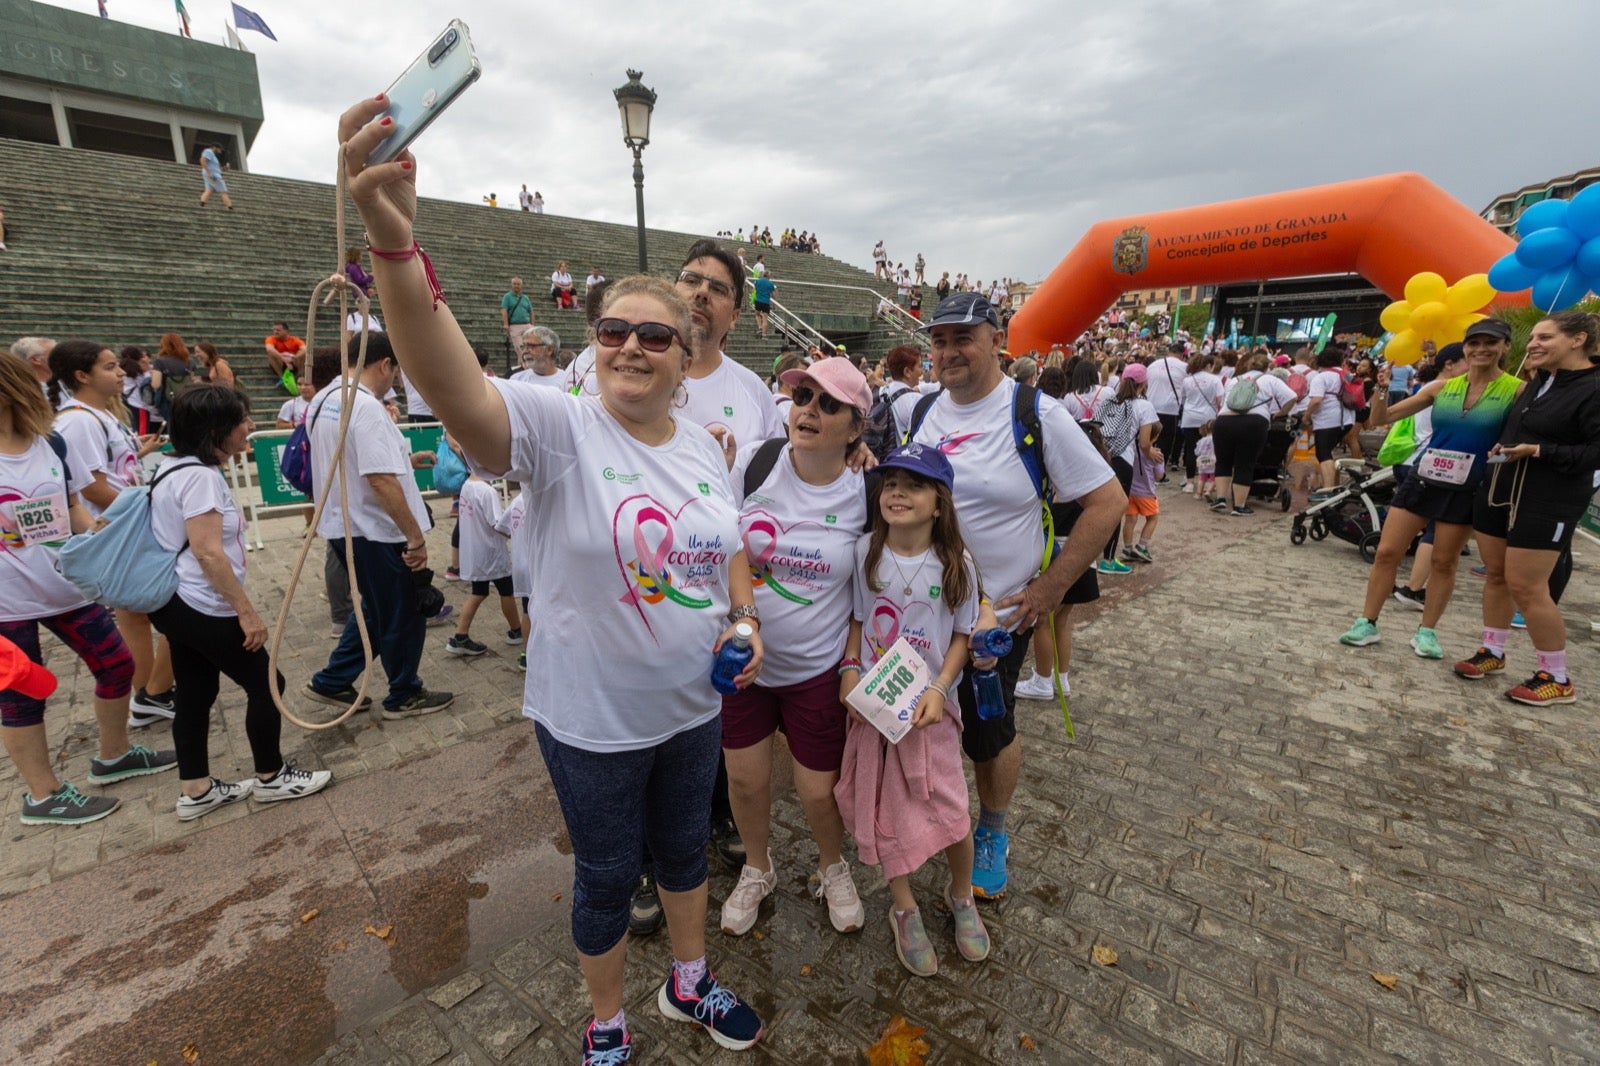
[1488,184,1600,311]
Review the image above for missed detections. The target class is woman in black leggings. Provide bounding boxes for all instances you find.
[1211,351,1297,516]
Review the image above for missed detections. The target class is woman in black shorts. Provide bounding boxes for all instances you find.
[1211,351,1297,516]
[1456,311,1600,705]
[1339,320,1521,658]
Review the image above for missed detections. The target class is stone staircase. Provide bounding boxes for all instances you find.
[0,137,909,404]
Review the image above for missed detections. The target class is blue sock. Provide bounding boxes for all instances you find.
[978,804,1007,833]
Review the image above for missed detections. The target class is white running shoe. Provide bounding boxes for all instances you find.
[720,851,776,936]
[815,861,864,933]
[253,761,332,803]
[175,777,255,821]
[1015,670,1068,699]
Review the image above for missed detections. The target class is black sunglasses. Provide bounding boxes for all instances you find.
[594,318,683,353]
[790,384,844,415]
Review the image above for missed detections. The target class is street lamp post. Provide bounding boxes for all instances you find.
[613,70,657,275]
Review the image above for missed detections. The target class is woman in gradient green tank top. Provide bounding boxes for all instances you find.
[1338,319,1523,659]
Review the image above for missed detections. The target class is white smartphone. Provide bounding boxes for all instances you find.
[367,20,482,165]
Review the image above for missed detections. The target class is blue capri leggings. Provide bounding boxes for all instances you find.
[536,716,720,956]
[0,603,133,727]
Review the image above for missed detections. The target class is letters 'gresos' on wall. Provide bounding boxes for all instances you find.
[1008,173,1521,353]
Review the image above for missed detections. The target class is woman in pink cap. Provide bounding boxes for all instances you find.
[719,357,873,941]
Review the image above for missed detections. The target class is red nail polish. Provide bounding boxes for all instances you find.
[400,161,412,170]
[374,93,385,101]
[380,116,393,126]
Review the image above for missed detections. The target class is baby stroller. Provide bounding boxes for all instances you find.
[1289,459,1396,561]
[1244,424,1294,511]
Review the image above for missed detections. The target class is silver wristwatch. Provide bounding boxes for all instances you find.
[728,604,760,625]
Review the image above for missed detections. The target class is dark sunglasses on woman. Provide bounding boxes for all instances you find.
[594,318,683,352]
[790,385,844,415]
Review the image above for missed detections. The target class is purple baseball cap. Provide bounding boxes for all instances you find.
[876,442,955,489]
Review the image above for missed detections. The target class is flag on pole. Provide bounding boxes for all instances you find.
[97,0,108,18]
[224,21,249,51]
[175,0,191,37]
[230,2,277,41]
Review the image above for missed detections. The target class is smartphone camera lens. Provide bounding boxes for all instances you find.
[428,28,458,64]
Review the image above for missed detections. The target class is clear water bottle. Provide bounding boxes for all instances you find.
[970,627,1013,721]
[711,622,756,695]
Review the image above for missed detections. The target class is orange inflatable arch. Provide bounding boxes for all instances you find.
[1008,172,1519,354]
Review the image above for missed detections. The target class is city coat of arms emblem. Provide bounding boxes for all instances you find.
[1112,225,1148,275]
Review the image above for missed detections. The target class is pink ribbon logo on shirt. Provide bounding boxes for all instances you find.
[931,431,981,455]
[743,513,815,607]
[866,601,900,659]
[613,494,714,640]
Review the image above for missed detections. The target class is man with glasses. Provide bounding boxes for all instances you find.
[907,293,1124,900]
[510,327,564,389]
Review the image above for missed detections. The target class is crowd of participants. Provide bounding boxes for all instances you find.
[2,107,1597,1064]
[715,226,821,254]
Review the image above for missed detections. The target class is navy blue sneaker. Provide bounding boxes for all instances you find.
[657,968,762,1051]
[582,1019,631,1064]
[972,825,1009,899]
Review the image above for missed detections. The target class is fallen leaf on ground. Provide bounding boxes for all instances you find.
[1371,972,1398,990]
[551,893,561,901]
[751,929,765,941]
[1450,717,1467,727]
[866,1015,929,1066]
[181,1043,200,1064]
[1092,944,1119,967]
[364,923,394,943]
[299,909,319,924]
[800,964,813,977]
[332,939,347,952]
[1019,1033,1038,1050]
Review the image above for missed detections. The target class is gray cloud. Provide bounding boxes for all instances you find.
[95,0,1600,284]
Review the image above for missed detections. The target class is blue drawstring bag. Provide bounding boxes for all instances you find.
[58,464,189,612]
[432,436,468,495]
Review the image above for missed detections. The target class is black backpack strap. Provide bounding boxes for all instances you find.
[1011,382,1049,502]
[905,390,941,443]
[741,438,788,499]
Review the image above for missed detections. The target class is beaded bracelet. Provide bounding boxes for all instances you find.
[365,234,448,309]
[928,679,951,696]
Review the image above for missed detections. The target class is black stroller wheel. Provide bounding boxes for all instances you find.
[1309,518,1329,541]
[1290,525,1307,545]
[1359,530,1382,563]
[1279,488,1292,512]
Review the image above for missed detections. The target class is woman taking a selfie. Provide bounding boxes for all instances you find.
[338,94,766,1063]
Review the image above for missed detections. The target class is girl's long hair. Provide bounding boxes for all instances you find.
[0,352,57,441]
[864,474,973,610]
[47,339,104,408]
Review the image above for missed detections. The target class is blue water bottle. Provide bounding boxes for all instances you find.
[970,627,1013,721]
[711,622,757,695]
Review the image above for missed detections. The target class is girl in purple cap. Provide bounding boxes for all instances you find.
[835,443,996,978]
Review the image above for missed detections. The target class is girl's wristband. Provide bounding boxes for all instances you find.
[928,678,951,697]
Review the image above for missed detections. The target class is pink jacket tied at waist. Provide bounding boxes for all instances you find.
[834,712,970,881]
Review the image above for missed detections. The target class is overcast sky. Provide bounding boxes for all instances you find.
[85,0,1600,284]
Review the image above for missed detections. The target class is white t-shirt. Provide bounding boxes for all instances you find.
[476,379,739,753]
[562,344,598,394]
[884,382,920,443]
[518,189,532,209]
[0,436,89,621]
[1179,372,1225,429]
[492,492,532,600]
[54,401,142,518]
[1221,371,1298,419]
[908,378,1115,605]
[277,396,310,425]
[1146,356,1188,416]
[531,194,544,213]
[1288,365,1313,415]
[309,381,429,543]
[346,311,384,334]
[852,537,978,684]
[149,459,247,617]
[400,370,433,419]
[550,270,573,290]
[457,478,511,582]
[732,443,866,687]
[1308,369,1345,431]
[585,272,605,292]
[1120,397,1160,464]
[123,373,152,413]
[510,368,566,389]
[682,354,786,449]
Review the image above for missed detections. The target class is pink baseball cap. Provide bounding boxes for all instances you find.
[780,356,872,416]
[1120,362,1148,384]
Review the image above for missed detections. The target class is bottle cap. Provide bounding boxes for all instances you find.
[732,622,755,643]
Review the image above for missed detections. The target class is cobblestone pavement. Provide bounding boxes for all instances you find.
[4,487,1600,1065]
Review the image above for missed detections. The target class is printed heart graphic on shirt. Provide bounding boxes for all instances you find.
[612,493,719,642]
[742,510,819,607]
[865,596,936,661]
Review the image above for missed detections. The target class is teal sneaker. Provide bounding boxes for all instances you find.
[1339,618,1380,647]
[1511,612,1526,630]
[1095,558,1133,575]
[972,825,1009,899]
[1410,627,1443,659]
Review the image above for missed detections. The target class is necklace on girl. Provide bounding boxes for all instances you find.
[888,548,927,596]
